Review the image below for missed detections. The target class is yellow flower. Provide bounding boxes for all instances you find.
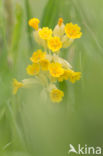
[13,79,24,95]
[50,88,64,103]
[30,49,46,63]
[39,27,52,40]
[26,63,40,75]
[48,36,62,52]
[40,59,50,71]
[65,23,82,39]
[49,62,64,77]
[69,71,81,83]
[58,69,72,82]
[28,18,40,30]
[58,18,63,26]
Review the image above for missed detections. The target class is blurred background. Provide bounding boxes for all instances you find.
[0,0,103,156]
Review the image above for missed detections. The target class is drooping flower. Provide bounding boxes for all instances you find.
[26,63,40,75]
[65,23,82,39]
[48,36,62,52]
[28,18,40,30]
[13,79,24,95]
[50,88,64,103]
[30,49,46,63]
[39,27,52,40]
[58,69,72,82]
[40,59,50,71]
[49,62,64,77]
[69,71,81,83]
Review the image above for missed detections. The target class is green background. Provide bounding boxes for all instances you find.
[0,0,103,155]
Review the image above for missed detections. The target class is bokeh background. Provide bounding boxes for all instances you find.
[0,0,103,156]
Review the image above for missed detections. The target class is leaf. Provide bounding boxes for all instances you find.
[24,0,34,50]
[10,3,23,62]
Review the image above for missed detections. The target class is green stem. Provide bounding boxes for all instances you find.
[24,0,34,50]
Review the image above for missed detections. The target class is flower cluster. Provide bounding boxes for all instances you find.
[13,17,82,103]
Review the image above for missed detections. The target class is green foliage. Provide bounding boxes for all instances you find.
[24,0,34,50]
[0,0,8,65]
[10,4,23,63]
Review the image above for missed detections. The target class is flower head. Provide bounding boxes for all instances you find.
[39,27,52,40]
[28,18,40,30]
[48,36,62,52]
[13,79,24,95]
[49,62,64,77]
[30,49,46,63]
[40,59,50,71]
[65,23,82,39]
[26,63,40,75]
[13,18,82,103]
[69,71,81,83]
[50,88,64,103]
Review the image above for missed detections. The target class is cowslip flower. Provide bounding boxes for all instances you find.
[26,63,40,75]
[48,36,62,52]
[69,71,81,83]
[39,27,52,40]
[58,69,72,82]
[50,88,64,103]
[30,49,46,63]
[13,79,24,95]
[49,62,64,77]
[28,18,40,30]
[65,23,82,39]
[40,59,50,71]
